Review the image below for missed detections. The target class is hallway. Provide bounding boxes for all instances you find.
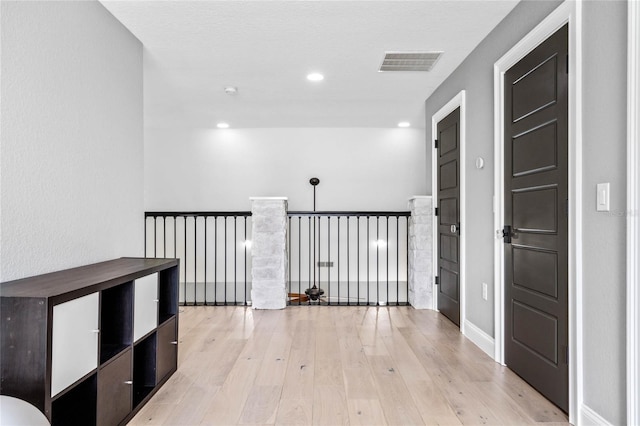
[128,306,569,425]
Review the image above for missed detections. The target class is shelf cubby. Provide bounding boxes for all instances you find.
[158,266,179,325]
[100,281,133,364]
[51,373,97,426]
[133,331,157,408]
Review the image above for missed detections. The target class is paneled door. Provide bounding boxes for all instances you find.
[504,24,569,412]
[437,107,461,326]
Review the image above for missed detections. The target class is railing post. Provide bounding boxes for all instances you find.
[250,197,288,309]
[408,196,434,309]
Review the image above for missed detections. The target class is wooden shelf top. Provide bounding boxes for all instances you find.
[0,258,178,299]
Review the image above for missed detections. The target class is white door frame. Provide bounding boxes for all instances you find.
[431,91,466,333]
[492,1,581,423]
[627,1,640,424]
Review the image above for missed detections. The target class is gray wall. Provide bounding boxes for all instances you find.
[581,1,627,423]
[0,1,144,281]
[424,0,563,335]
[424,0,628,423]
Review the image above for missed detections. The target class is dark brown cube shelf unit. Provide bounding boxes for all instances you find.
[0,257,180,426]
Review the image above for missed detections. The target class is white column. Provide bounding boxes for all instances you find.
[250,197,288,309]
[408,196,433,309]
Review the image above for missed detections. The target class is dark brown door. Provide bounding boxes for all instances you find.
[504,24,568,412]
[437,107,460,326]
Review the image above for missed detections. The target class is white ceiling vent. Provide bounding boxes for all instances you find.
[379,51,443,72]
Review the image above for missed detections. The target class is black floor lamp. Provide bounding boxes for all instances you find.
[305,177,324,302]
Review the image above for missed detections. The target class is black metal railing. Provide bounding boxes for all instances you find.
[145,210,411,307]
[286,212,410,306]
[145,212,252,306]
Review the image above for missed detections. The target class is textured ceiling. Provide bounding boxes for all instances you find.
[100,1,519,129]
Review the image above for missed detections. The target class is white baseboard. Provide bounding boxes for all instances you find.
[580,404,613,426]
[463,319,495,359]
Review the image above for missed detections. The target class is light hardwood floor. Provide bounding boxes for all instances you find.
[128,306,569,425]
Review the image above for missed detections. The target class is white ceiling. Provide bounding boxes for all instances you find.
[100,0,519,129]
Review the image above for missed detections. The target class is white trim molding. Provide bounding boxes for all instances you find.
[464,319,495,358]
[580,404,614,426]
[431,90,466,332]
[627,1,640,424]
[493,2,582,423]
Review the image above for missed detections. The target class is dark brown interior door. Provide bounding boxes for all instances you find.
[504,24,568,412]
[437,107,460,327]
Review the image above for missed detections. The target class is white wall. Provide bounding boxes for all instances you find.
[0,1,143,281]
[145,127,427,212]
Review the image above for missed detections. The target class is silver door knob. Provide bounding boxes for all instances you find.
[450,224,457,234]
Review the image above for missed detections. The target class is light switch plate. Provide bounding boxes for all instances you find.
[597,183,610,211]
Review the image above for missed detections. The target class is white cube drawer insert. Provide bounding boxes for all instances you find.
[51,292,99,397]
[134,273,158,341]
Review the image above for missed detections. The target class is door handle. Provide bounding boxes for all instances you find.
[450,224,459,234]
[502,225,513,243]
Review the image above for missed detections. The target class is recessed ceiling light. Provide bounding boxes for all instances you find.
[398,122,410,128]
[306,73,324,82]
[217,122,229,129]
[224,86,238,95]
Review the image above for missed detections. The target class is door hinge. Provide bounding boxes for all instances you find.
[434,139,439,149]
[434,207,439,216]
[435,276,439,285]
[564,346,569,364]
[566,54,569,74]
